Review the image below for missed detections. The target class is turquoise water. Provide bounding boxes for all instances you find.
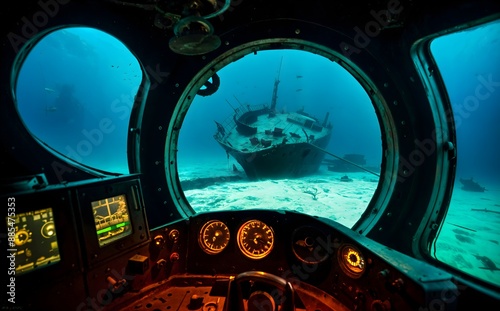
[431,20,500,287]
[16,27,142,173]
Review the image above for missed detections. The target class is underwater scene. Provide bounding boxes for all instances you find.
[16,27,142,174]
[14,21,499,287]
[177,49,382,228]
[430,21,500,287]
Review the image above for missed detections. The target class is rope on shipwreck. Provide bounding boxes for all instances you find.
[307,143,380,178]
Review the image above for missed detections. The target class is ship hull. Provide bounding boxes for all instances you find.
[218,135,331,179]
[213,64,333,180]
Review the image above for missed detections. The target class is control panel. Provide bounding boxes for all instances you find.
[3,177,457,311]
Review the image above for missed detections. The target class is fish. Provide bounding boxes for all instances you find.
[473,255,500,271]
[44,87,56,92]
[296,75,303,78]
[296,88,303,92]
[45,106,57,112]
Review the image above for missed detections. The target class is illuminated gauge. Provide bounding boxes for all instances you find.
[41,222,56,238]
[338,244,366,278]
[198,220,230,255]
[237,219,274,259]
[15,229,30,246]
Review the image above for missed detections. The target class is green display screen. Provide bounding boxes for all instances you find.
[92,194,132,247]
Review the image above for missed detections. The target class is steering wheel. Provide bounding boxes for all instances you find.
[225,271,296,311]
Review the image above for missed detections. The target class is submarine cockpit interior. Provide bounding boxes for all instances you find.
[1,0,499,310]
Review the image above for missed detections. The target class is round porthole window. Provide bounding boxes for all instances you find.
[15,27,143,174]
[175,49,382,228]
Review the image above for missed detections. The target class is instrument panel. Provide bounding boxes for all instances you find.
[161,210,457,311]
[198,219,275,259]
[191,211,370,282]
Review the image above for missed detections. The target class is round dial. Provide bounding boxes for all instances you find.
[41,222,56,238]
[291,226,330,264]
[198,220,230,255]
[15,229,30,246]
[237,220,274,259]
[339,244,366,278]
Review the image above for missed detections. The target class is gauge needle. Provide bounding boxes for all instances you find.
[253,235,265,245]
[296,239,314,251]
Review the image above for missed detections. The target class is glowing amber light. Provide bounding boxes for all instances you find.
[237,220,274,259]
[339,244,366,278]
[198,220,230,255]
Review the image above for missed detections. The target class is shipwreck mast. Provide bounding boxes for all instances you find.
[270,57,283,111]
